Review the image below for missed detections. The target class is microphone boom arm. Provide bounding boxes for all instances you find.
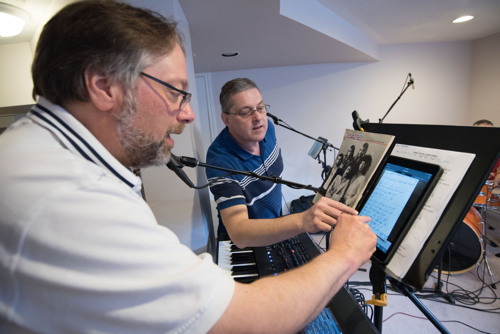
[379,73,414,123]
[179,156,319,192]
[269,114,339,151]
[267,112,338,181]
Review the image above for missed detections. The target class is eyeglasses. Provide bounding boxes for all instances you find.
[226,104,270,119]
[140,72,192,109]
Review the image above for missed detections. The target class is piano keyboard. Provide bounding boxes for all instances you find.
[217,233,380,334]
[217,233,322,283]
[217,240,260,283]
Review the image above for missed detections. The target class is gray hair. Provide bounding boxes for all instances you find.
[219,78,260,114]
[32,0,183,106]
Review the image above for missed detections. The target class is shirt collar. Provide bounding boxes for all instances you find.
[29,97,142,194]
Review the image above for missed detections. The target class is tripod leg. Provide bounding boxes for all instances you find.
[480,207,497,289]
[390,279,451,334]
[434,252,456,304]
[483,253,496,289]
[402,286,451,334]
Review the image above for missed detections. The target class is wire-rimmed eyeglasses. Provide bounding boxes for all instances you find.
[225,104,270,119]
[140,72,192,109]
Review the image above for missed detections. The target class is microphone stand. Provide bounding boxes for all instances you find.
[267,112,338,180]
[168,154,319,192]
[378,73,415,123]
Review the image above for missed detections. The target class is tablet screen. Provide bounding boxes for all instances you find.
[358,156,442,264]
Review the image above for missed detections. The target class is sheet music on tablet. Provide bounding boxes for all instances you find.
[357,155,443,265]
[385,144,475,279]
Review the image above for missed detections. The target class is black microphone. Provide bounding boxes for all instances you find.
[166,153,196,188]
[409,73,415,89]
[352,110,368,131]
[266,112,281,125]
[179,156,198,168]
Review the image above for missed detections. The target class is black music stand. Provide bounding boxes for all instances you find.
[362,123,500,333]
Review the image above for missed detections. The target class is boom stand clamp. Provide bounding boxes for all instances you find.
[366,264,388,333]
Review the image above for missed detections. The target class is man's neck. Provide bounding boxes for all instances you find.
[227,130,261,156]
[241,141,260,156]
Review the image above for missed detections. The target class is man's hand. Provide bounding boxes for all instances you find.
[300,196,358,233]
[328,213,376,268]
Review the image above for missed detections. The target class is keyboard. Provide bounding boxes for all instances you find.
[301,307,342,334]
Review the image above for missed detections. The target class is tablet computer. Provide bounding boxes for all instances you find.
[356,155,443,264]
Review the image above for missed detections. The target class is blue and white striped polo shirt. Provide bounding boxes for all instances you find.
[206,120,283,220]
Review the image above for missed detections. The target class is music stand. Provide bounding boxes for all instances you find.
[362,123,500,333]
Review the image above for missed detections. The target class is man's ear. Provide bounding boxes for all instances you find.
[221,112,230,126]
[84,68,120,111]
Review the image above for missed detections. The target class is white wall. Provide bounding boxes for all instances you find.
[469,32,500,126]
[203,41,473,209]
[0,43,34,108]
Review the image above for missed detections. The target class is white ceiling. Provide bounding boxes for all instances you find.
[0,0,75,46]
[180,0,500,72]
[2,0,500,74]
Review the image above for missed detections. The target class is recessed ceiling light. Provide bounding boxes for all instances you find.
[0,2,29,38]
[221,52,239,57]
[453,15,474,23]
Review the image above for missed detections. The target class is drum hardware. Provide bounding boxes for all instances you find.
[433,180,499,292]
[462,181,499,284]
[479,205,496,289]
[474,180,500,211]
[431,207,482,303]
[436,204,497,288]
[440,207,483,275]
[475,181,498,288]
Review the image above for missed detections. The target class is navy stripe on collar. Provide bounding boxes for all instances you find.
[32,104,135,188]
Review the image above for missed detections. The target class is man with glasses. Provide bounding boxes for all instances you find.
[0,2,376,333]
[206,78,359,248]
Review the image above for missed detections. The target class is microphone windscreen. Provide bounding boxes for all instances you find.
[166,154,195,188]
[180,156,198,168]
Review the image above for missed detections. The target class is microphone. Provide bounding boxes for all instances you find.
[266,112,281,125]
[179,156,198,168]
[178,155,319,192]
[409,73,415,89]
[166,153,196,188]
[352,110,368,131]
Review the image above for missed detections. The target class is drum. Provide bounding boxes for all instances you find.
[487,188,500,210]
[474,180,496,208]
[440,207,483,274]
[473,181,491,207]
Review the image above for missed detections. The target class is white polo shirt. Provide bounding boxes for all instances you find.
[0,98,234,333]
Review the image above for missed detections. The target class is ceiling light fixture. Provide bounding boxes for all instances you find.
[453,15,474,24]
[0,2,29,38]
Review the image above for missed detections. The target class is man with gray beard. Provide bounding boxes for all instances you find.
[0,1,376,333]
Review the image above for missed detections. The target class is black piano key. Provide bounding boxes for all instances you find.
[231,254,256,264]
[232,264,258,275]
[234,276,258,284]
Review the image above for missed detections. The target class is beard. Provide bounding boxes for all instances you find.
[117,91,184,168]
